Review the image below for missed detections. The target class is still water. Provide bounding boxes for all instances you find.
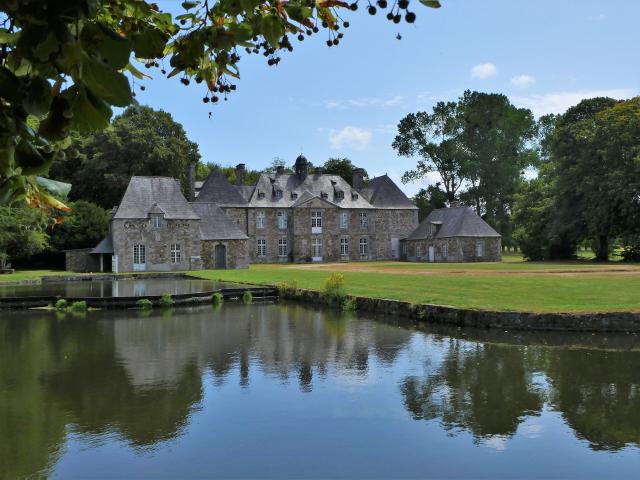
[1,303,639,479]
[0,277,236,298]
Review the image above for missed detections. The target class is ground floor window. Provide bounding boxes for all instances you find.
[416,244,421,258]
[170,243,181,263]
[340,237,349,255]
[312,237,322,257]
[442,243,448,259]
[476,240,484,257]
[278,238,288,257]
[359,238,368,255]
[133,244,145,265]
[257,238,266,257]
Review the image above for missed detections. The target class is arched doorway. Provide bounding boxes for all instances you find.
[214,244,226,269]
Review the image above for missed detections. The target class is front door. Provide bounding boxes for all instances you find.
[428,246,435,262]
[215,244,227,269]
[391,238,400,259]
[312,238,323,262]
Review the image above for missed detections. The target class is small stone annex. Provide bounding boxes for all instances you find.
[66,155,501,272]
[401,205,502,262]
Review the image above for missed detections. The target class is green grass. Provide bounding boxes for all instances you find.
[190,261,640,313]
[0,270,71,283]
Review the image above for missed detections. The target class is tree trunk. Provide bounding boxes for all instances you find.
[595,235,609,262]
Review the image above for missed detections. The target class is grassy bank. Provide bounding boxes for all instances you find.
[190,257,640,313]
[0,270,71,283]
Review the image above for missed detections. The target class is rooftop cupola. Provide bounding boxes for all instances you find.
[294,154,308,180]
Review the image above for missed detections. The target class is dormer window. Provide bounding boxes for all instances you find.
[257,191,265,200]
[352,193,359,200]
[275,190,283,199]
[320,192,328,199]
[336,191,344,201]
[151,214,163,229]
[291,192,298,200]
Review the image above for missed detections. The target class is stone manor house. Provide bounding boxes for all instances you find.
[66,155,501,272]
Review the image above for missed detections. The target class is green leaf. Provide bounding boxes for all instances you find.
[93,23,132,69]
[33,32,59,62]
[0,67,22,104]
[0,28,19,44]
[285,5,312,24]
[35,176,72,198]
[71,87,113,132]
[181,1,199,10]
[420,0,442,8]
[15,139,54,176]
[261,15,284,49]
[228,23,253,42]
[23,77,52,117]
[81,57,133,107]
[132,28,167,59]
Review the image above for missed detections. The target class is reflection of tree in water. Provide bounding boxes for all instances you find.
[545,348,640,451]
[400,339,544,440]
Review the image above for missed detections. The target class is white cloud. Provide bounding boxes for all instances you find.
[328,126,372,150]
[513,88,637,117]
[511,74,536,88]
[323,95,403,109]
[470,63,497,79]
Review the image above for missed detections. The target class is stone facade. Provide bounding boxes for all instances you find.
[201,239,249,269]
[111,218,202,273]
[402,236,502,263]
[65,249,100,273]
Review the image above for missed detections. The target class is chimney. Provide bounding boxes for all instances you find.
[188,161,196,202]
[235,163,245,186]
[449,201,462,208]
[352,168,365,190]
[276,165,285,176]
[294,154,308,181]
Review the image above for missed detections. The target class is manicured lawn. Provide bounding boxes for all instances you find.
[190,259,640,313]
[0,270,71,283]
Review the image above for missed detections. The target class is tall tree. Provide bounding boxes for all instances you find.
[0,0,443,208]
[50,106,200,209]
[552,97,640,261]
[322,158,367,185]
[393,102,464,202]
[413,184,447,221]
[48,201,110,252]
[0,207,49,269]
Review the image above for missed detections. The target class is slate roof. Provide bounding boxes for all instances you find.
[247,172,376,209]
[360,175,418,209]
[407,206,501,240]
[190,203,249,240]
[235,185,256,202]
[92,233,114,254]
[196,170,248,206]
[113,177,199,220]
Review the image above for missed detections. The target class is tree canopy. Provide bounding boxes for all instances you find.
[0,206,48,268]
[50,105,200,209]
[322,157,367,185]
[0,0,442,209]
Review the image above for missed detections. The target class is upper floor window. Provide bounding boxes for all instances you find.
[277,211,287,229]
[291,192,298,200]
[359,238,368,255]
[256,238,266,257]
[311,211,322,228]
[278,238,288,257]
[336,191,344,201]
[257,191,266,200]
[256,211,265,229]
[340,212,348,229]
[476,240,485,257]
[320,192,328,199]
[275,190,283,199]
[151,214,162,229]
[170,244,181,263]
[352,193,359,200]
[359,212,368,228]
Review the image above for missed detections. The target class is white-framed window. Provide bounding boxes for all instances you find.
[442,243,448,259]
[275,190,283,199]
[277,211,288,229]
[340,212,348,229]
[311,211,322,228]
[359,238,368,255]
[278,238,288,257]
[256,238,266,257]
[340,237,349,256]
[359,212,368,228]
[151,214,162,229]
[256,211,265,229]
[416,244,422,258]
[312,237,322,258]
[476,240,485,257]
[170,244,181,263]
[133,244,146,265]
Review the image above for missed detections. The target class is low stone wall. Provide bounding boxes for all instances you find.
[278,288,640,333]
[65,249,100,272]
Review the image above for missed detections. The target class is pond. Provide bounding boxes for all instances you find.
[0,277,237,298]
[1,303,639,479]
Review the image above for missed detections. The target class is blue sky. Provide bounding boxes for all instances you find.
[137,0,640,195]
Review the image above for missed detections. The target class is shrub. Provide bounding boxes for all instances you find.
[621,244,640,262]
[159,293,174,308]
[70,300,87,312]
[242,290,253,304]
[211,292,224,305]
[276,280,299,297]
[55,298,68,310]
[342,298,357,312]
[322,272,346,306]
[136,298,153,310]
